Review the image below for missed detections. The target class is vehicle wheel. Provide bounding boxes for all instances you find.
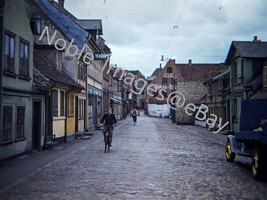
[252,147,267,181]
[225,140,235,163]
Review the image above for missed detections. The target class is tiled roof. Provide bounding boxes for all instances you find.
[176,63,228,82]
[151,67,162,76]
[77,19,103,35]
[33,49,84,90]
[225,41,267,64]
[34,0,89,49]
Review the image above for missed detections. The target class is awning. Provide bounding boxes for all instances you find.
[110,97,122,104]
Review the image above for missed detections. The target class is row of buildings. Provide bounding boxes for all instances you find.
[1,0,266,161]
[147,36,267,133]
[0,0,142,160]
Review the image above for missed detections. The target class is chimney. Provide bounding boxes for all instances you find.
[188,59,192,66]
[253,36,261,42]
[58,0,64,7]
[160,63,162,69]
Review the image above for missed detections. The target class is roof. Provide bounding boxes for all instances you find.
[33,49,84,90]
[250,88,267,100]
[212,68,230,81]
[34,0,89,49]
[175,63,229,82]
[225,41,267,64]
[77,19,103,35]
[151,67,162,76]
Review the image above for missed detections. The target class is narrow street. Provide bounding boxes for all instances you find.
[1,112,267,200]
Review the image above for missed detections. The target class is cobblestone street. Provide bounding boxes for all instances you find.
[1,112,267,200]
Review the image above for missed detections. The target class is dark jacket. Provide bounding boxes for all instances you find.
[101,113,117,126]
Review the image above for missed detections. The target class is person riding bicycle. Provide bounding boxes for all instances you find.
[100,108,117,146]
[131,107,138,125]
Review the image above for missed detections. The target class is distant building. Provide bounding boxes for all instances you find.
[225,37,267,132]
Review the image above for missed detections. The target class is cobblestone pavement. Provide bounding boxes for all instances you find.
[1,112,267,200]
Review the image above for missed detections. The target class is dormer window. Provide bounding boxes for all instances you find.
[263,65,267,87]
[56,51,62,70]
[30,18,42,35]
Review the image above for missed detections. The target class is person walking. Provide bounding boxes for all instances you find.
[131,107,138,125]
[100,108,117,146]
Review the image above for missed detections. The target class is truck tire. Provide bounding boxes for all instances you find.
[225,140,235,163]
[252,147,267,181]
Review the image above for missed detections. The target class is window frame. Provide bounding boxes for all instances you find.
[233,61,238,84]
[52,90,59,117]
[162,78,168,85]
[263,65,267,88]
[78,99,85,119]
[16,106,25,139]
[60,91,65,116]
[67,93,74,117]
[19,38,30,78]
[30,18,42,35]
[3,105,13,142]
[167,67,172,73]
[4,32,16,74]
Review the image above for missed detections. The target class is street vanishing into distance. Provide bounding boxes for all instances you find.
[1,112,267,200]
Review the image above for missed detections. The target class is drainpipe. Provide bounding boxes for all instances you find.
[64,87,73,143]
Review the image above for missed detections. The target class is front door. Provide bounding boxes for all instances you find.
[32,100,41,150]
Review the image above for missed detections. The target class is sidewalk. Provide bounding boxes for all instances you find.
[0,116,128,192]
[0,129,102,192]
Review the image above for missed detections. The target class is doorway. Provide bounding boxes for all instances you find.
[32,100,41,150]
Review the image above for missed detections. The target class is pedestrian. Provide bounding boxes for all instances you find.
[131,107,138,125]
[100,108,117,146]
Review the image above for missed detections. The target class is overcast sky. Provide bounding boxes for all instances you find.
[65,0,267,77]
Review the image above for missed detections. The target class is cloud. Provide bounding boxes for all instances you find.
[65,0,267,77]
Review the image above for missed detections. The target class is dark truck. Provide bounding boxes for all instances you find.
[225,99,267,181]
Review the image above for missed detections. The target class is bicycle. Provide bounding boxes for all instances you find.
[102,124,116,153]
[104,129,110,153]
[133,115,137,125]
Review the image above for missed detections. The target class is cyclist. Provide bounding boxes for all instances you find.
[131,107,138,125]
[100,108,117,146]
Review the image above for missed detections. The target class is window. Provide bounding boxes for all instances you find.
[52,90,58,117]
[167,67,172,73]
[263,66,267,87]
[17,106,25,139]
[78,62,86,80]
[19,40,29,77]
[4,33,15,73]
[3,106,13,141]
[241,59,244,83]
[233,62,238,84]
[60,91,65,116]
[162,78,168,85]
[67,93,74,116]
[30,18,42,35]
[79,99,84,119]
[56,52,62,70]
[233,99,237,119]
